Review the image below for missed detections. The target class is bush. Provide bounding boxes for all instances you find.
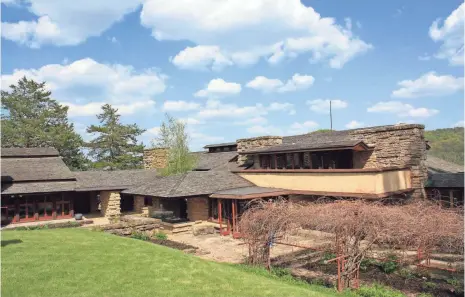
[130,231,150,241]
[397,268,414,279]
[421,281,437,290]
[359,258,378,272]
[379,255,398,274]
[154,232,168,240]
[355,283,406,297]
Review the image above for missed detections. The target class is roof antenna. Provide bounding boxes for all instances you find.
[330,100,333,132]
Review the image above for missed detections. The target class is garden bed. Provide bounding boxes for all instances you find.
[3,220,92,231]
[149,238,197,251]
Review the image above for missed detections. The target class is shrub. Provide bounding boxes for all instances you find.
[379,255,398,274]
[154,232,168,240]
[355,283,406,297]
[397,268,414,279]
[421,281,437,290]
[359,258,378,272]
[130,231,150,241]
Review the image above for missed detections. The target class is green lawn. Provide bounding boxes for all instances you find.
[1,228,343,297]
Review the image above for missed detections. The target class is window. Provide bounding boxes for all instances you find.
[259,155,270,169]
[286,154,293,169]
[276,154,285,169]
[56,196,71,218]
[144,197,153,206]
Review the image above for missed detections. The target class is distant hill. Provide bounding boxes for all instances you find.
[425,127,464,165]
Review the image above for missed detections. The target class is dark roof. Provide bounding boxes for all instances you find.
[2,157,75,182]
[426,173,464,188]
[210,186,289,199]
[241,140,369,154]
[426,155,463,173]
[1,181,76,195]
[74,169,158,191]
[203,142,237,148]
[123,171,253,198]
[1,147,59,158]
[192,151,238,170]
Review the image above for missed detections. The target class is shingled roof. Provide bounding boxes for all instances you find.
[426,155,463,173]
[426,173,464,188]
[2,157,75,182]
[74,169,158,191]
[1,147,76,195]
[1,147,59,158]
[123,171,253,198]
[192,151,238,170]
[242,139,370,154]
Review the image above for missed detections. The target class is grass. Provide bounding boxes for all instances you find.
[2,228,345,297]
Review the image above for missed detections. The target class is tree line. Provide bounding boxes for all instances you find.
[1,77,196,173]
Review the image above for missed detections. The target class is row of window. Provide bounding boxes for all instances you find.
[258,150,354,170]
[2,195,72,223]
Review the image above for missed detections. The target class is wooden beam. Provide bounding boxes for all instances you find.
[449,189,454,207]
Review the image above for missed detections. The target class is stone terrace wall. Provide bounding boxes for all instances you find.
[186,197,209,221]
[349,124,427,199]
[236,136,283,166]
[143,148,168,169]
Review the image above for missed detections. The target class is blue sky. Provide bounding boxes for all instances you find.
[1,0,464,150]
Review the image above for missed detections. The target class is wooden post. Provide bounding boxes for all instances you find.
[291,153,294,169]
[52,195,57,220]
[70,195,74,217]
[218,199,222,233]
[232,199,236,233]
[449,189,454,207]
[273,154,277,169]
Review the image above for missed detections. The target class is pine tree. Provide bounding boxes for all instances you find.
[1,77,88,170]
[86,104,145,170]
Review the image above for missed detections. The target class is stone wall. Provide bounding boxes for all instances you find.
[237,136,283,166]
[186,197,209,221]
[143,148,168,169]
[349,124,427,199]
[100,191,121,220]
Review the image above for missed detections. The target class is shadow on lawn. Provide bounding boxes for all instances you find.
[1,239,22,247]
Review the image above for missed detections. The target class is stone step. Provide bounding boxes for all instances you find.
[171,227,193,234]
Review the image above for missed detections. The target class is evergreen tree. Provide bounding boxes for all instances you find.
[151,114,197,176]
[86,104,145,170]
[1,77,88,170]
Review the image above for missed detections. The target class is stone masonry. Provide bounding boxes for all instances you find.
[143,148,168,169]
[134,195,154,217]
[349,124,428,199]
[237,136,283,166]
[100,191,121,220]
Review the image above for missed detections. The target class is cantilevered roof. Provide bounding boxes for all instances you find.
[426,155,463,173]
[74,169,158,191]
[426,173,464,188]
[203,142,237,148]
[2,157,75,182]
[1,147,59,158]
[241,140,370,154]
[210,186,289,199]
[1,181,76,195]
[123,171,253,198]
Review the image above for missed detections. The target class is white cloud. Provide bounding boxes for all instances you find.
[345,120,364,129]
[289,121,319,134]
[194,78,241,98]
[109,36,118,43]
[234,116,268,126]
[141,0,372,70]
[1,58,166,117]
[246,74,314,93]
[268,102,296,115]
[63,100,155,117]
[418,53,431,61]
[180,117,205,125]
[190,132,225,147]
[453,120,464,127]
[145,126,161,136]
[429,3,464,65]
[306,99,348,114]
[391,72,464,98]
[196,100,266,119]
[162,100,201,111]
[247,125,284,136]
[1,1,142,48]
[367,101,439,118]
[171,45,233,71]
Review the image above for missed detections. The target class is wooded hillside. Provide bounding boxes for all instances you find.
[425,127,464,165]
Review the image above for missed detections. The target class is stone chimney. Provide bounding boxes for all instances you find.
[236,136,283,166]
[143,148,168,169]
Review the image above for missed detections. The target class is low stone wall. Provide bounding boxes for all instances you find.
[187,197,209,221]
[100,191,121,220]
[100,216,163,236]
